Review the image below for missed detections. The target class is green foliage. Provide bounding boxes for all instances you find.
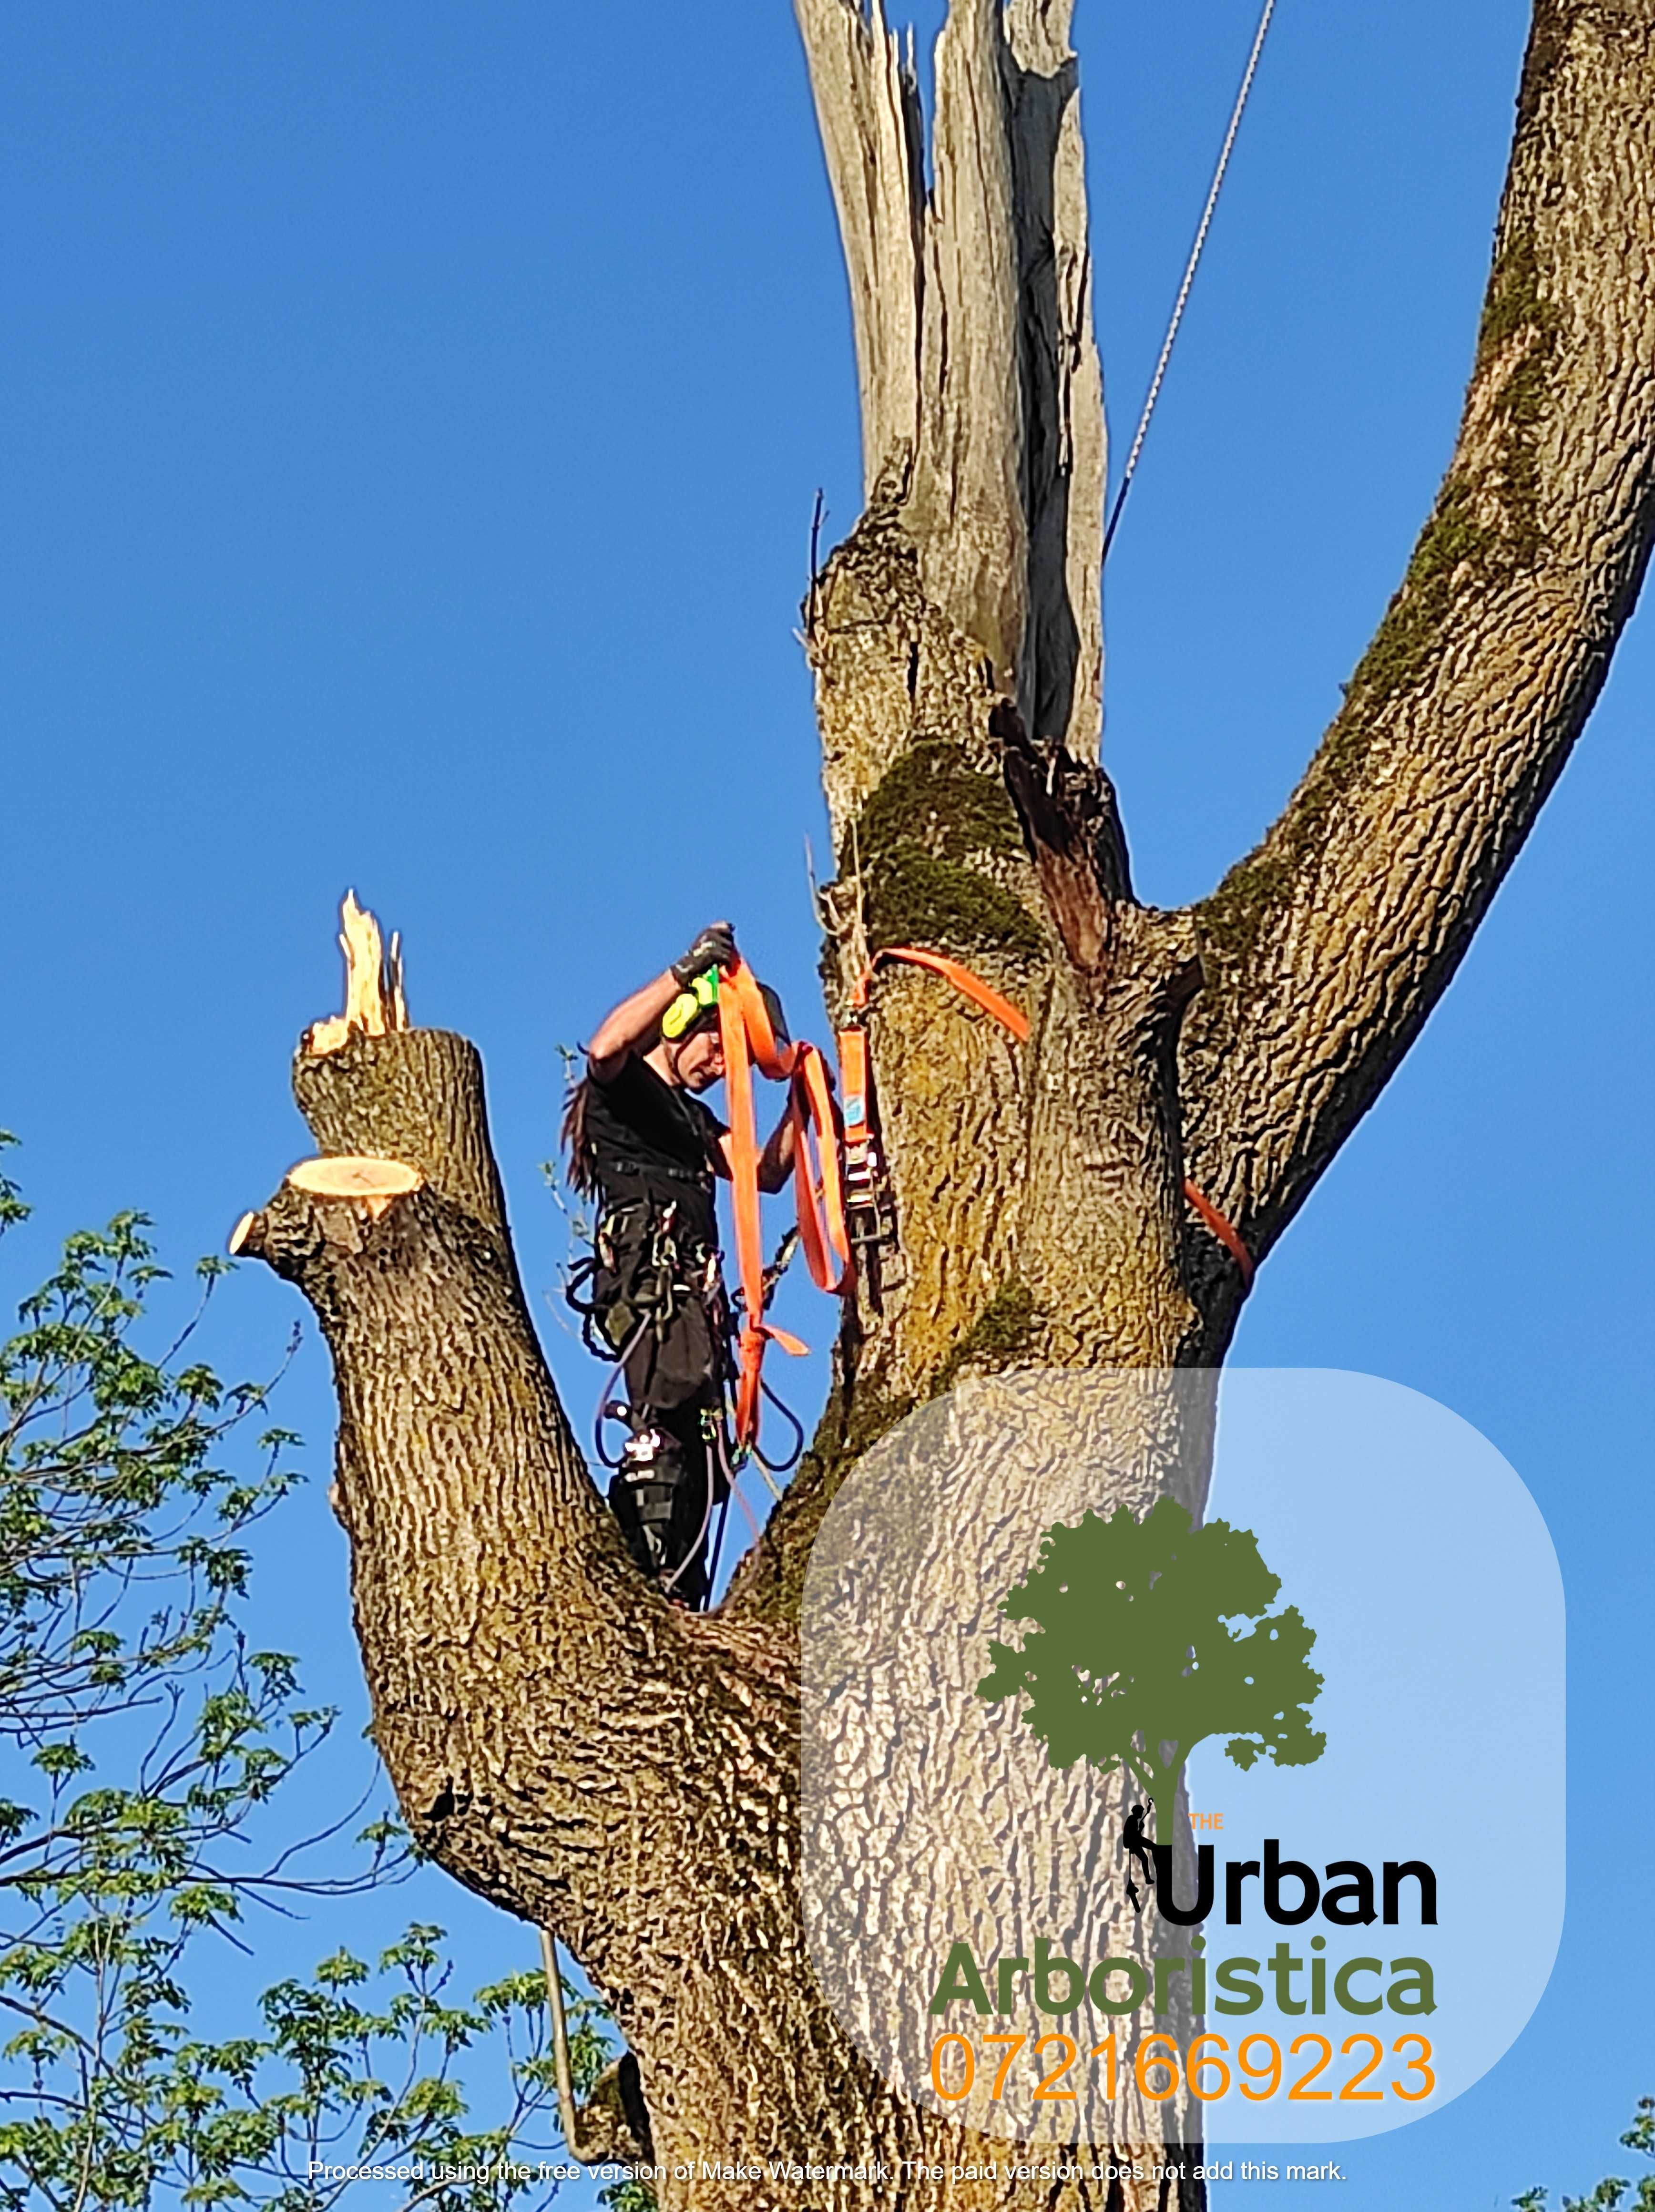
[0,1925,619,2212]
[977,1496,1325,1840]
[1515,2098,1655,2212]
[0,1138,644,2211]
[932,1280,1041,1395]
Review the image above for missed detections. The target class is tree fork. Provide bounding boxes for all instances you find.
[237,0,1655,2196]
[237,903,1205,2208]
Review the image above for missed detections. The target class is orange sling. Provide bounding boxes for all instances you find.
[717,948,1030,1450]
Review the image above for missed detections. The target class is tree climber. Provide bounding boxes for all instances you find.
[562,922,796,1608]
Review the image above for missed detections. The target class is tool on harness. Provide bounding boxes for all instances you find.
[565,1184,734,1605]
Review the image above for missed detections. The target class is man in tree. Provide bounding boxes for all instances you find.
[563,921,796,1606]
[1122,1803,1155,1914]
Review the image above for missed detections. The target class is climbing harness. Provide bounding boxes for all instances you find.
[1102,0,1278,563]
[564,1187,738,1600]
[571,935,1254,1608]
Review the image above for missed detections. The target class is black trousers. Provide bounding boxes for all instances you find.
[607,1392,726,1609]
[595,1232,730,1605]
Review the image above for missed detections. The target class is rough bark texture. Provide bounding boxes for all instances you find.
[244,2,1655,2206]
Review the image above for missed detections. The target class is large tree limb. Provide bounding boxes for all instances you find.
[246,907,1198,2207]
[1178,0,1655,1264]
[236,918,847,2172]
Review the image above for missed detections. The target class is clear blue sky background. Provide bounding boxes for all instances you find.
[1,1,1649,2205]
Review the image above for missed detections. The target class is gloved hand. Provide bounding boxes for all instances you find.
[672,922,737,987]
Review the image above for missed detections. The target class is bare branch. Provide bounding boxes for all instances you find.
[793,0,926,502]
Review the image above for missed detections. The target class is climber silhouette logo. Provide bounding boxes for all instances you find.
[976,1496,1327,1892]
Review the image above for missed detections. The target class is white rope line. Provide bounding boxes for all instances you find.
[1103,0,1278,561]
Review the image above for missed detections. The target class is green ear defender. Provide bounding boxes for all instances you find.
[661,966,721,1042]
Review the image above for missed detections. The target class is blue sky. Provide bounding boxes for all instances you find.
[1,1,1650,2206]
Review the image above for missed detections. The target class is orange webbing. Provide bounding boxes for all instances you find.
[838,1024,871,1147]
[1183,1178,1255,1290]
[716,970,766,1446]
[849,946,1030,1042]
[717,948,1029,1446]
[790,1045,850,1296]
[717,961,839,1448]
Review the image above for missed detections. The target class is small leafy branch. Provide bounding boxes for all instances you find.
[0,1137,645,2212]
[1513,2099,1655,2212]
[1,1922,619,2212]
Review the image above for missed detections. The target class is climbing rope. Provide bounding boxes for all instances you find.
[1102,0,1278,563]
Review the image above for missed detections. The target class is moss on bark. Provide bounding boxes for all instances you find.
[839,739,1045,962]
[931,1279,1043,1393]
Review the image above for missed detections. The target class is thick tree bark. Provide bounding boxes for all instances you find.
[243,2,1655,2205]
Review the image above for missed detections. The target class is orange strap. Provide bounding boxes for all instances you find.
[850,946,1030,1042]
[838,1024,872,1149]
[790,1044,851,1296]
[1183,1178,1255,1290]
[717,949,1028,1446]
[717,961,836,1449]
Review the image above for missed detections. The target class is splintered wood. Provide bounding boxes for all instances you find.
[794,0,1105,758]
[304,890,409,1056]
[286,1156,424,1219]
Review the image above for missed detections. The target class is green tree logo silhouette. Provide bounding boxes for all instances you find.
[977,1497,1327,1848]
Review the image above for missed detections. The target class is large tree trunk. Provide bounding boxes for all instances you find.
[240,1,1655,2205]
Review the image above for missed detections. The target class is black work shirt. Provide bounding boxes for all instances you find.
[585,1054,726,1253]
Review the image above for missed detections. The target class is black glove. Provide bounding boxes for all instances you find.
[672,922,736,987]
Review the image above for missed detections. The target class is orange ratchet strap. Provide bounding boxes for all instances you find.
[718,948,1028,1448]
[716,961,847,1450]
[848,945,1030,1041]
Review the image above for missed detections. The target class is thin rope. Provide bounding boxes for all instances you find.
[1102,0,1277,563]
